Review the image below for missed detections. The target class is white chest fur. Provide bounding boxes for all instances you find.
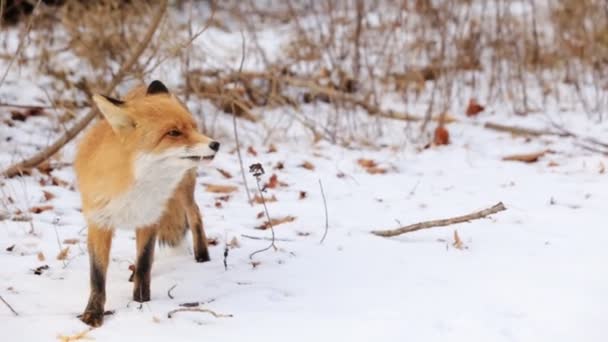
[88,152,191,230]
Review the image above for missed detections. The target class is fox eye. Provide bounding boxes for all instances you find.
[167,129,182,137]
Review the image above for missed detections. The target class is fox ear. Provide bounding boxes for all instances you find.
[146,80,169,95]
[92,94,134,135]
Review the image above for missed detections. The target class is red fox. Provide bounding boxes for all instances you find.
[74,80,219,327]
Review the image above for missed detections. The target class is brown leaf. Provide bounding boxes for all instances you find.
[216,168,233,179]
[10,107,44,121]
[51,176,69,187]
[6,244,15,252]
[42,191,55,201]
[33,264,49,275]
[215,201,223,208]
[547,161,559,167]
[433,125,450,145]
[502,150,548,163]
[452,230,466,250]
[30,205,53,214]
[265,174,279,189]
[299,161,315,170]
[298,191,307,200]
[216,195,231,202]
[250,261,261,269]
[466,98,485,116]
[336,172,346,178]
[256,211,264,219]
[56,246,70,261]
[207,237,219,246]
[37,161,54,175]
[267,144,278,153]
[357,159,377,168]
[228,237,240,248]
[247,146,258,156]
[37,252,45,261]
[63,238,80,245]
[204,184,238,193]
[274,162,284,170]
[252,194,277,204]
[256,215,296,230]
[600,162,605,174]
[366,166,387,175]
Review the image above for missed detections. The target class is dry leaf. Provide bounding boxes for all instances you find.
[42,190,55,201]
[228,237,240,248]
[216,168,233,179]
[600,162,605,174]
[33,264,49,275]
[366,166,387,174]
[63,238,79,245]
[265,174,279,189]
[57,246,70,261]
[452,230,465,250]
[256,211,264,219]
[274,162,284,170]
[298,191,307,200]
[336,172,346,178]
[357,159,377,168]
[207,237,219,246]
[30,205,53,214]
[547,160,559,167]
[256,215,296,230]
[37,252,45,261]
[502,150,548,163]
[252,194,277,204]
[51,176,69,187]
[6,244,15,252]
[296,231,311,236]
[152,316,161,324]
[37,161,54,175]
[267,144,278,153]
[215,201,223,208]
[466,98,485,116]
[434,125,450,145]
[247,146,258,156]
[57,328,93,342]
[250,261,261,269]
[204,184,238,193]
[216,195,231,202]
[299,161,315,170]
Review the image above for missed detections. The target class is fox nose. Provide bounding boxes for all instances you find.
[209,141,220,152]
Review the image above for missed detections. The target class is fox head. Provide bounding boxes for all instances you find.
[92,80,220,177]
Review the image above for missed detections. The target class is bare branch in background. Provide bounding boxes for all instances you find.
[2,0,168,178]
[0,294,18,316]
[319,179,329,244]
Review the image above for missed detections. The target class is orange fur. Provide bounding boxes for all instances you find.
[75,81,218,327]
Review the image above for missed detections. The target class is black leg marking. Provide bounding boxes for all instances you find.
[194,222,210,263]
[133,235,155,303]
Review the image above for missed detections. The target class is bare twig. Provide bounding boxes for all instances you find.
[484,122,567,137]
[0,295,18,316]
[248,164,277,259]
[318,179,329,244]
[167,307,233,319]
[167,284,177,299]
[241,234,293,242]
[233,30,253,204]
[372,202,507,237]
[0,102,51,109]
[2,0,168,178]
[0,0,42,88]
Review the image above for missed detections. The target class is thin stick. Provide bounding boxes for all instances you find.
[233,30,253,204]
[484,122,567,137]
[1,0,168,178]
[0,295,18,316]
[167,308,233,319]
[0,0,42,88]
[241,234,293,242]
[167,284,177,299]
[248,165,277,259]
[372,202,507,237]
[0,103,52,109]
[318,179,329,244]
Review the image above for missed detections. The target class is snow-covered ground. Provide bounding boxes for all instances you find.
[1,4,608,342]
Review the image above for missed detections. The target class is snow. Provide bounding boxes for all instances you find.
[1,4,608,342]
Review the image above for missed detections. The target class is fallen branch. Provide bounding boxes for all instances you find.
[167,308,233,319]
[0,294,18,316]
[484,122,567,137]
[1,0,168,178]
[371,202,506,237]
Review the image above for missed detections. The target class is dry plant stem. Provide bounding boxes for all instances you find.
[318,179,329,244]
[1,0,168,178]
[484,122,567,137]
[372,202,506,237]
[233,30,253,204]
[167,284,177,299]
[167,307,233,319]
[248,177,277,260]
[0,0,42,88]
[241,234,293,242]
[0,295,18,316]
